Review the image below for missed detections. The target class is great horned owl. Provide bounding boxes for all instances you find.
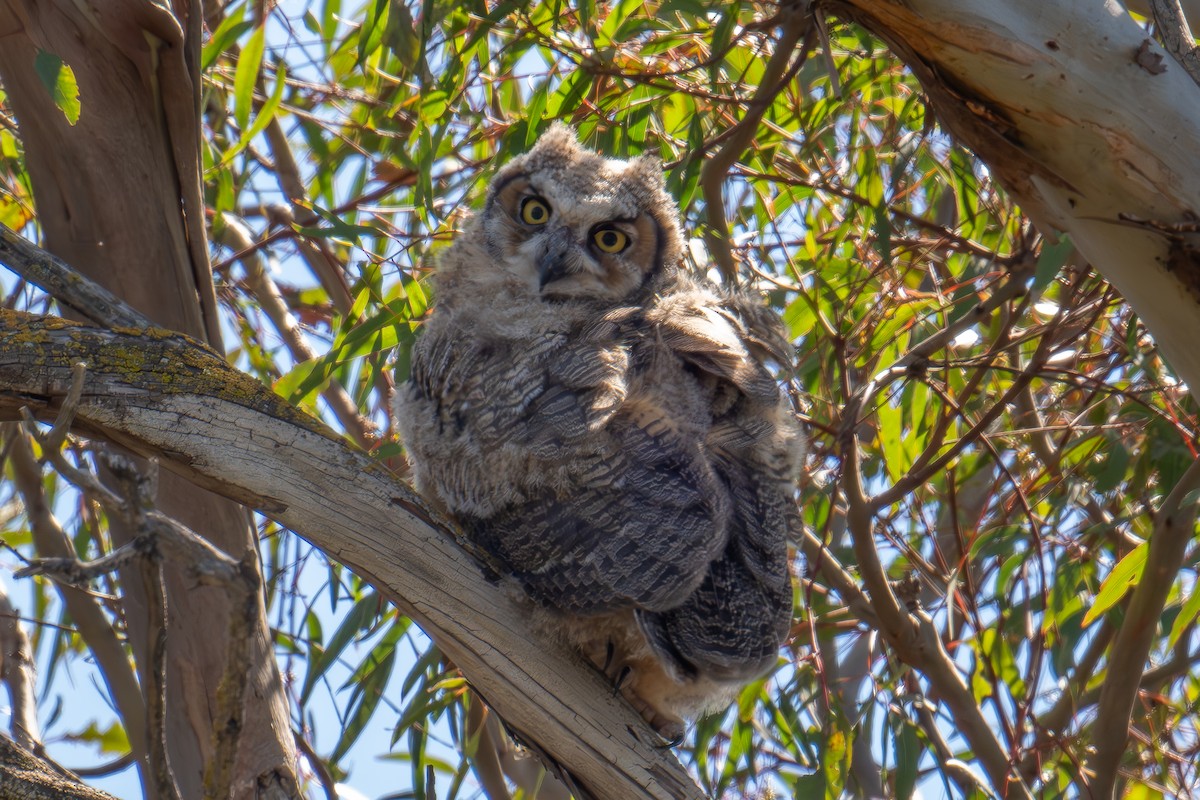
[395,125,801,740]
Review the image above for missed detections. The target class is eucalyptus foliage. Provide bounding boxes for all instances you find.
[3,1,1197,798]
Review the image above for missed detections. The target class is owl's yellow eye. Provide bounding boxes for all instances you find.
[520,196,551,225]
[592,226,629,254]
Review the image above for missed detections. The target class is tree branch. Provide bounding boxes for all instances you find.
[1087,456,1200,795]
[0,589,38,750]
[0,734,119,800]
[842,423,1029,796]
[0,311,703,800]
[1150,0,1200,88]
[5,427,150,774]
[0,225,146,329]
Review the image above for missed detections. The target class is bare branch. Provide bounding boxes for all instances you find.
[0,224,147,329]
[0,590,38,750]
[4,427,149,779]
[1151,0,1200,88]
[1088,455,1200,795]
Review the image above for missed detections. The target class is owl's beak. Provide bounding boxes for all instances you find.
[538,227,573,289]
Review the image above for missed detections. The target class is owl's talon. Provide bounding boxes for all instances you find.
[602,640,615,674]
[656,731,685,749]
[612,664,632,695]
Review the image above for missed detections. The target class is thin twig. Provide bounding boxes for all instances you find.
[700,11,811,282]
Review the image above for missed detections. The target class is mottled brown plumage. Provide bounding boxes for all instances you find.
[395,125,802,739]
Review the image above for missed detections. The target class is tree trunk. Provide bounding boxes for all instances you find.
[0,3,297,797]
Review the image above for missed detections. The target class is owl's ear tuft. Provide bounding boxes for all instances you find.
[539,121,579,145]
[528,122,582,157]
[627,154,667,188]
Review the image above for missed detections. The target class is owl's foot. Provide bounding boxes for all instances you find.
[622,689,685,745]
[584,638,687,744]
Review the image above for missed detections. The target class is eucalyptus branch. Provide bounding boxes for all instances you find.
[1087,455,1200,795]
[261,113,353,315]
[700,11,811,282]
[0,589,39,750]
[5,427,149,775]
[842,397,1028,795]
[909,692,993,798]
[0,224,148,329]
[796,525,877,627]
[1151,0,1200,88]
[0,735,119,800]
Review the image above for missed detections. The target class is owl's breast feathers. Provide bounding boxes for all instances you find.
[399,280,799,684]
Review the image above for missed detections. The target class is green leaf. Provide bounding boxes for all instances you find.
[233,24,266,130]
[1034,235,1074,292]
[1083,541,1148,627]
[1167,576,1200,649]
[299,591,382,706]
[202,6,253,72]
[66,721,130,755]
[891,716,920,800]
[219,61,288,167]
[33,51,80,126]
[329,626,400,764]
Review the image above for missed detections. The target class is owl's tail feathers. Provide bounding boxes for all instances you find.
[634,554,790,693]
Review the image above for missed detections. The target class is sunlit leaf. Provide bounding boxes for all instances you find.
[1084,541,1148,627]
[33,50,80,126]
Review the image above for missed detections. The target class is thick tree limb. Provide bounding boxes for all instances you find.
[829,0,1200,395]
[0,734,119,800]
[0,311,703,800]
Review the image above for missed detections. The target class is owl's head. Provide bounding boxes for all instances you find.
[477,124,685,303]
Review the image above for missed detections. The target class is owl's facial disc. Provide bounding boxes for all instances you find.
[487,174,663,303]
